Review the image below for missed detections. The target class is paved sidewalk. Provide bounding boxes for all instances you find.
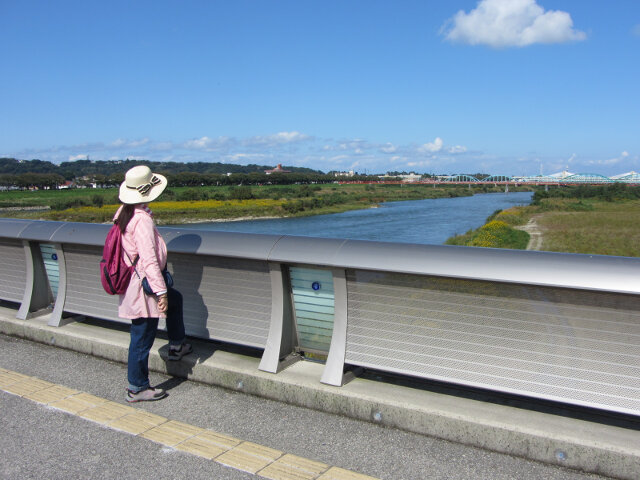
[0,366,376,480]
[1,304,639,479]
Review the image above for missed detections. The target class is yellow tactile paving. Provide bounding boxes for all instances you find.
[317,466,379,480]
[23,385,80,404]
[79,401,137,424]
[49,392,109,414]
[0,370,30,387]
[108,410,168,435]
[140,420,205,446]
[3,377,54,396]
[216,441,283,474]
[259,453,330,480]
[1,368,380,480]
[175,430,242,459]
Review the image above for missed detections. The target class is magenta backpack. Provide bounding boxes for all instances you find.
[100,222,138,295]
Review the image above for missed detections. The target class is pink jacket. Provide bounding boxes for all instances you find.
[114,205,168,319]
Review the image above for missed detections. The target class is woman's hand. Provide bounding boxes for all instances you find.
[158,293,168,313]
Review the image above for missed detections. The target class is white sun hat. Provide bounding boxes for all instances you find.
[119,165,168,204]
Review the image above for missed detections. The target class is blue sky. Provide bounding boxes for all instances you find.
[1,0,639,176]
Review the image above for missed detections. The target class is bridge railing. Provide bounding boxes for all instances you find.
[1,218,639,417]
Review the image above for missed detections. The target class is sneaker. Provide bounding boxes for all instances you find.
[167,342,193,361]
[125,387,167,403]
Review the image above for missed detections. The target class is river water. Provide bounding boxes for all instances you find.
[176,191,533,245]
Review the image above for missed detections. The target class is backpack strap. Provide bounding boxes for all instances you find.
[123,248,140,276]
[116,218,139,269]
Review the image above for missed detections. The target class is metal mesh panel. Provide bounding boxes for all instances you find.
[345,270,640,415]
[63,245,121,321]
[167,253,271,348]
[0,239,26,302]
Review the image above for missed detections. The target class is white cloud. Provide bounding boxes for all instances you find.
[380,143,397,154]
[68,154,88,161]
[183,136,232,151]
[226,153,270,162]
[183,136,214,149]
[442,0,586,48]
[419,137,444,153]
[587,151,633,166]
[110,137,150,149]
[151,142,174,152]
[129,138,150,148]
[246,131,311,147]
[448,145,467,154]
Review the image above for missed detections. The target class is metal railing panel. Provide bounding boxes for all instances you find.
[0,239,28,303]
[168,253,271,347]
[344,269,640,415]
[61,244,121,321]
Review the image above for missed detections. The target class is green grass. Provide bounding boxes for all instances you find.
[447,196,640,257]
[532,198,640,257]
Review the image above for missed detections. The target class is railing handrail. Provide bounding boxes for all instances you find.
[1,217,639,294]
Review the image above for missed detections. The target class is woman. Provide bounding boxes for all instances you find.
[115,165,192,402]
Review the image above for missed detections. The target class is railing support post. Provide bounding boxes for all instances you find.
[47,245,79,327]
[259,262,299,373]
[17,241,53,320]
[321,268,354,386]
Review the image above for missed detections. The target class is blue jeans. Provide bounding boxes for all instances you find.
[128,287,186,392]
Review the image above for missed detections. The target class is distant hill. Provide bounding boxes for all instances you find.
[0,158,324,178]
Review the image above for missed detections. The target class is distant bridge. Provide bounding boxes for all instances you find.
[342,172,640,186]
[440,172,640,185]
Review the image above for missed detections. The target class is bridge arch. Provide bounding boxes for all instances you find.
[442,174,480,182]
[483,175,512,182]
[614,172,640,183]
[563,173,612,184]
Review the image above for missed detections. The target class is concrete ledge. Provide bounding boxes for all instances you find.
[1,309,639,480]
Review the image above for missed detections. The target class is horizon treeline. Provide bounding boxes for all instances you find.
[0,157,365,189]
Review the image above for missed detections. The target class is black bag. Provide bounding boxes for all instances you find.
[141,268,174,295]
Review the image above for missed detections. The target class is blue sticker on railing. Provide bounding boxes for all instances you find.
[52,253,58,261]
[312,281,321,291]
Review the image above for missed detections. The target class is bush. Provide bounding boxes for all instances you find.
[228,185,254,200]
[177,188,208,201]
[446,220,529,249]
[282,200,304,214]
[50,198,89,211]
[469,221,530,249]
[91,194,104,208]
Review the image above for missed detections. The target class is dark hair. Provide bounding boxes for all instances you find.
[117,204,136,234]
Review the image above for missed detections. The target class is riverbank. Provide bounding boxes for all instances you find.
[446,186,640,257]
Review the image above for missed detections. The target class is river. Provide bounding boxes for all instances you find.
[176,191,534,245]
